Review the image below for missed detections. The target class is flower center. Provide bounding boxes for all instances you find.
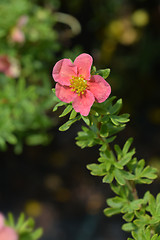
[70,75,88,95]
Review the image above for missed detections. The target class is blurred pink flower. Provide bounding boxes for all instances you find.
[52,53,111,116]
[0,55,20,78]
[6,59,20,78]
[0,214,18,240]
[10,15,28,44]
[17,15,29,27]
[0,56,10,73]
[10,27,25,44]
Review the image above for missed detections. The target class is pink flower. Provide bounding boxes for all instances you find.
[52,53,111,116]
[0,214,18,240]
[0,56,10,73]
[10,27,25,44]
[0,55,20,78]
[17,15,29,28]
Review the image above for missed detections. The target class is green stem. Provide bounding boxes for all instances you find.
[126,180,139,200]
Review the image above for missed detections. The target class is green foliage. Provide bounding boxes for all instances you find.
[0,0,61,152]
[5,213,43,240]
[53,55,160,238]
[54,91,159,237]
[52,98,81,131]
[76,96,158,237]
[129,227,160,240]
[76,97,129,148]
[0,77,55,153]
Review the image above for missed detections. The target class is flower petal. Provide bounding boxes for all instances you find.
[88,75,111,103]
[52,59,77,86]
[72,90,95,116]
[55,83,76,103]
[74,53,93,80]
[0,227,18,240]
[0,214,4,230]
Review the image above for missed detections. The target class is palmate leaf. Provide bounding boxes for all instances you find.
[134,160,157,184]
[102,172,114,183]
[122,138,134,154]
[146,193,160,221]
[5,213,43,240]
[110,114,130,126]
[109,98,122,115]
[87,163,107,176]
[76,126,97,148]
[129,227,160,240]
[119,149,136,167]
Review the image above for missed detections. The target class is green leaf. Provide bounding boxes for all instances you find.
[59,116,81,131]
[87,163,106,176]
[100,123,109,137]
[7,213,15,227]
[136,178,153,184]
[107,196,125,208]
[81,115,90,125]
[104,207,121,217]
[131,230,139,240]
[121,170,135,180]
[123,212,134,222]
[59,105,73,117]
[156,193,160,215]
[152,235,159,240]
[30,228,43,239]
[110,99,122,114]
[6,134,17,145]
[141,166,157,179]
[76,126,96,148]
[122,222,136,232]
[119,149,136,166]
[91,65,96,74]
[127,157,137,172]
[69,109,77,119]
[96,68,110,79]
[114,144,122,160]
[105,160,112,171]
[114,168,126,185]
[99,143,107,152]
[53,101,67,112]
[122,138,134,154]
[135,159,145,176]
[110,184,121,195]
[102,172,114,183]
[110,114,130,125]
[106,135,117,144]
[146,193,156,216]
[134,214,151,228]
[16,213,25,230]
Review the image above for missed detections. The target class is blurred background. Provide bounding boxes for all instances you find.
[0,0,160,239]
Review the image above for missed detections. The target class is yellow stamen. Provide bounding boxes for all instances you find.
[69,75,88,96]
